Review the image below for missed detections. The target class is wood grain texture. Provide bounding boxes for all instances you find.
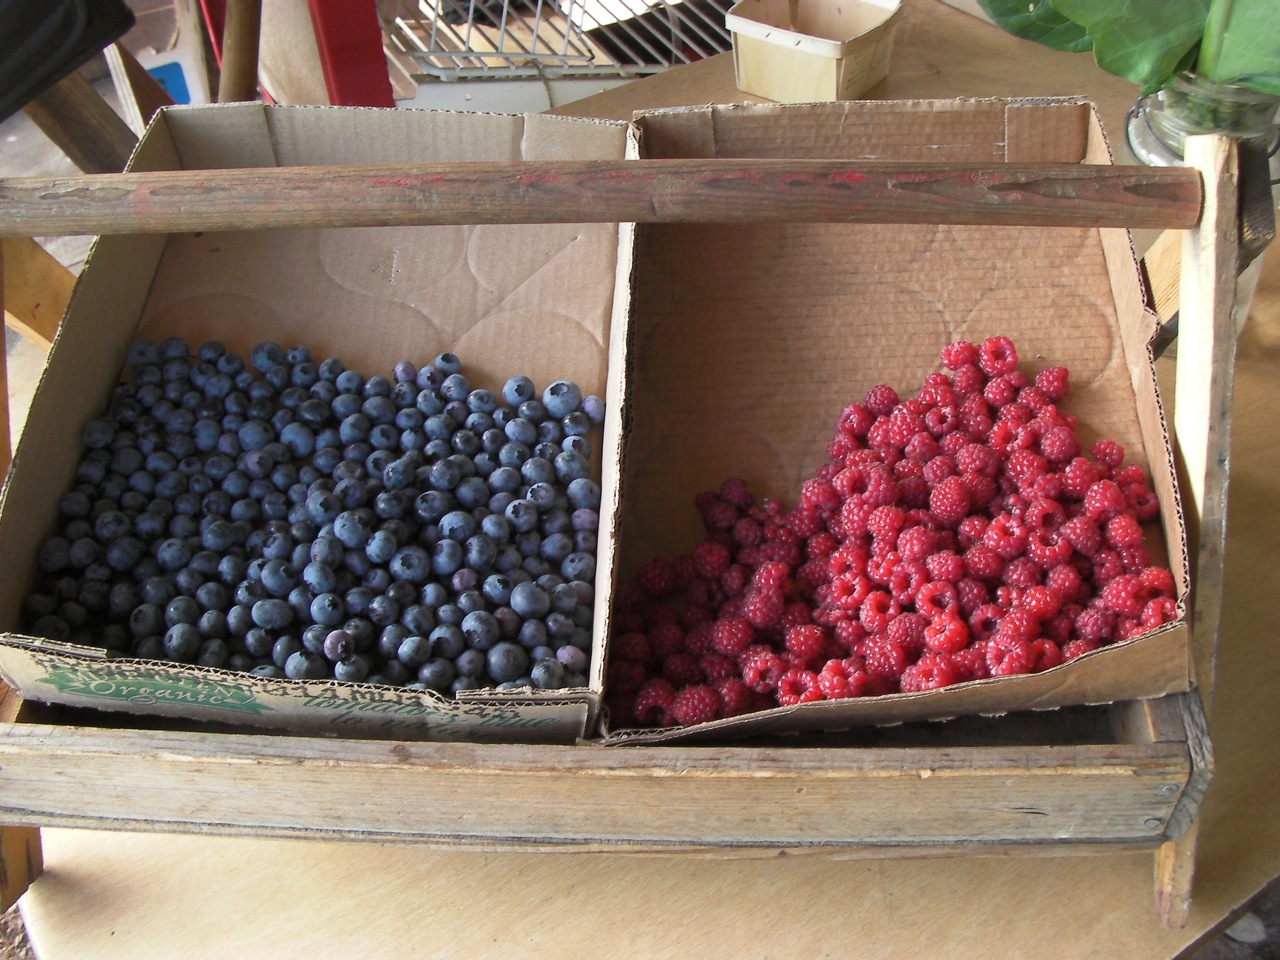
[19,73,137,176]
[1175,136,1238,707]
[0,721,1192,847]
[0,159,1203,238]
[217,0,263,103]
[0,238,72,351]
[0,823,41,912]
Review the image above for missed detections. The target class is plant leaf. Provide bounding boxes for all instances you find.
[1198,0,1280,94]
[975,0,1092,52]
[1053,0,1210,93]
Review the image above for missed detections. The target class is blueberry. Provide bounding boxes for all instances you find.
[416,658,455,692]
[510,581,551,619]
[530,658,567,690]
[163,622,202,662]
[334,655,370,683]
[396,634,433,668]
[454,647,485,678]
[461,610,500,651]
[321,628,355,662]
[555,450,591,483]
[285,649,329,680]
[310,592,346,626]
[430,539,464,577]
[501,375,536,407]
[487,641,529,684]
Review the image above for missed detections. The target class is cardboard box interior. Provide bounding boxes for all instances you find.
[605,98,1191,743]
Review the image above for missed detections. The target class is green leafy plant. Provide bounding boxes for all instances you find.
[977,0,1280,96]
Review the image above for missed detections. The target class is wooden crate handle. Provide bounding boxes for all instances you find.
[0,159,1202,237]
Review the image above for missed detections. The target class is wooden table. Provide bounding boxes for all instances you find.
[16,2,1280,956]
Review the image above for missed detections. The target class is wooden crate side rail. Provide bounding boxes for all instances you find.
[0,722,1192,848]
[0,159,1202,237]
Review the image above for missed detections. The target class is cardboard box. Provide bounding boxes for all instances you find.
[0,103,631,743]
[606,98,1190,743]
[726,0,902,102]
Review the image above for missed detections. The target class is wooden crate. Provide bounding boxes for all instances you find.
[0,128,1241,929]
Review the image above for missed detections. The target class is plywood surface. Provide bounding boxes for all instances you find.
[16,2,1280,956]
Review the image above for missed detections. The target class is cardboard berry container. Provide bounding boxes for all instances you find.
[601,98,1192,744]
[0,103,633,744]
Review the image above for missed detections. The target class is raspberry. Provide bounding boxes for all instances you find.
[612,631,653,665]
[1025,528,1073,568]
[949,643,991,681]
[1100,575,1145,617]
[859,590,899,633]
[719,477,756,509]
[1141,596,1179,628]
[961,472,998,512]
[1124,484,1161,523]
[956,577,991,615]
[692,539,732,579]
[720,563,749,597]
[955,442,999,477]
[1020,584,1062,622]
[1038,424,1080,463]
[885,611,928,657]
[670,684,723,725]
[1105,514,1144,549]
[1062,636,1102,660]
[647,621,685,659]
[1062,457,1104,500]
[916,580,960,620]
[1045,563,1087,605]
[968,602,1003,640]
[956,514,989,548]
[902,431,941,463]
[896,525,938,563]
[606,658,647,694]
[833,617,868,653]
[1139,566,1176,598]
[1083,480,1128,523]
[1117,543,1151,574]
[1033,366,1070,400]
[1029,638,1064,671]
[978,336,1019,377]
[632,678,677,726]
[830,572,873,610]
[863,383,900,417]
[1092,439,1126,472]
[707,614,753,657]
[924,611,970,654]
[900,652,961,692]
[862,635,908,687]
[636,557,677,597]
[835,402,875,439]
[941,340,979,370]
[998,607,1039,640]
[925,404,963,438]
[785,623,828,661]
[962,543,1005,582]
[743,587,785,632]
[1002,556,1043,590]
[776,668,823,705]
[1074,607,1116,644]
[987,633,1033,676]
[867,505,907,540]
[983,513,1028,559]
[715,678,755,717]
[929,475,971,528]
[951,362,986,396]
[741,646,787,693]
[817,659,870,699]
[663,652,704,687]
[700,498,739,532]
[983,374,1020,408]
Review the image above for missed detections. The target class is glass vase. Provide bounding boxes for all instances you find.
[1125,72,1280,169]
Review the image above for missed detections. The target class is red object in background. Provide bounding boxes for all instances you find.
[198,0,394,106]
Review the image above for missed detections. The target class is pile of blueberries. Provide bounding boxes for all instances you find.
[24,337,605,694]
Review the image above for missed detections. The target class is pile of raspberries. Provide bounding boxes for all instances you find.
[606,336,1178,729]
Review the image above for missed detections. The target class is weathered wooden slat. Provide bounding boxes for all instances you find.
[0,159,1203,238]
[0,237,73,350]
[0,722,1191,847]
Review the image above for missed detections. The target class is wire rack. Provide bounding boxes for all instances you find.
[380,0,735,80]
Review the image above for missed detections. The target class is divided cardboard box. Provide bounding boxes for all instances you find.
[0,98,1192,746]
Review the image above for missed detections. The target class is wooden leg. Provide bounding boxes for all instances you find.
[1,237,73,351]
[218,0,264,103]
[21,70,137,175]
[1156,820,1199,928]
